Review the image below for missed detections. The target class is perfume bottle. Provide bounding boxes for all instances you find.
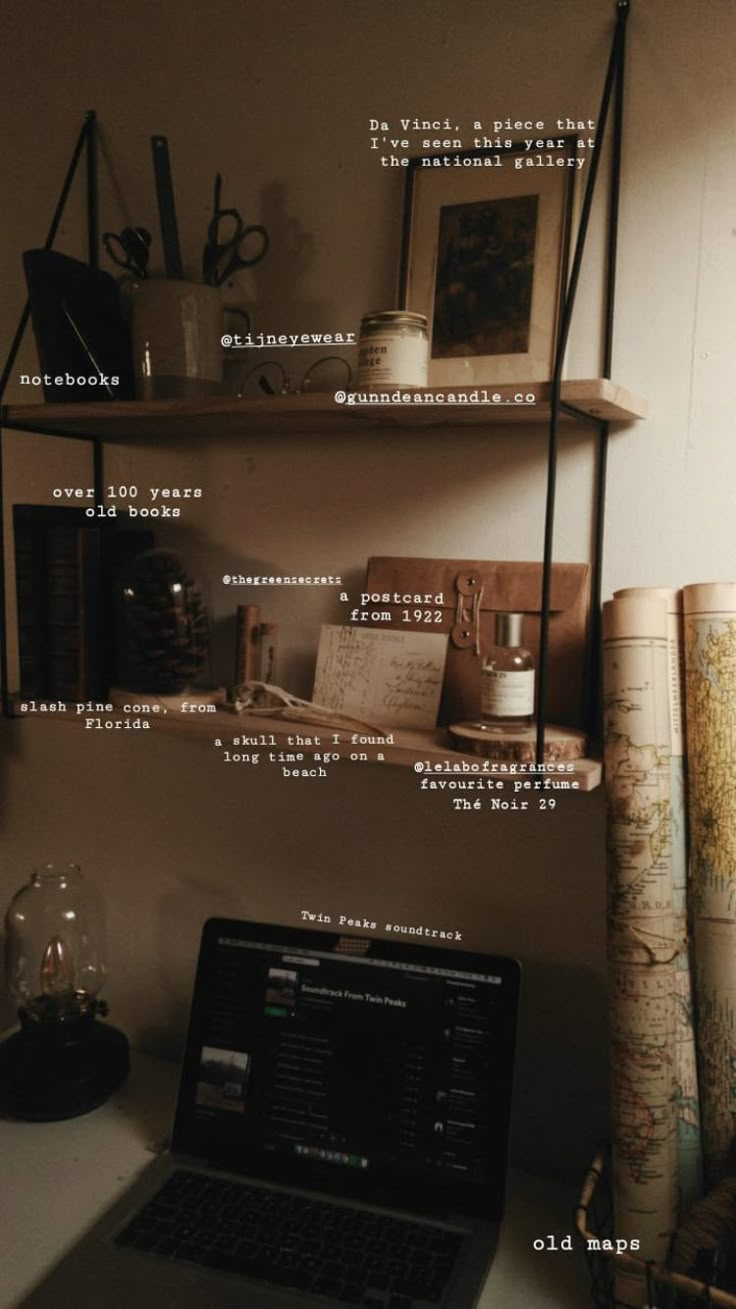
[481,612,535,731]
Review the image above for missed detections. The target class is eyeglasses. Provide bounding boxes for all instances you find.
[236,356,352,397]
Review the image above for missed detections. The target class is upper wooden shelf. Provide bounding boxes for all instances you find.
[0,379,646,442]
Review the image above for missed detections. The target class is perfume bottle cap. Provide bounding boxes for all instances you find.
[495,611,524,647]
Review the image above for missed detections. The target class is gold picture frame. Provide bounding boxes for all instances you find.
[398,140,577,385]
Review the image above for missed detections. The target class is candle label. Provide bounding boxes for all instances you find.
[357,334,428,387]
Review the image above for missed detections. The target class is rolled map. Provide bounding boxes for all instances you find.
[603,594,678,1307]
[683,582,736,1186]
[614,586,702,1216]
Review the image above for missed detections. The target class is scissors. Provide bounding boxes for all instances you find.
[102,226,151,279]
[202,174,269,287]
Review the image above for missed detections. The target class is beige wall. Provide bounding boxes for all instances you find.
[0,0,734,1179]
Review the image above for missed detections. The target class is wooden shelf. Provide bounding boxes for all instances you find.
[9,696,602,790]
[0,379,646,442]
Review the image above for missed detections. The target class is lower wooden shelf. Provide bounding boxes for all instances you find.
[9,693,602,790]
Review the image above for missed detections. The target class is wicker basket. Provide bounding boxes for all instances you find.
[576,1146,736,1308]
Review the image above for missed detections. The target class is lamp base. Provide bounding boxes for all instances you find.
[0,1012,130,1120]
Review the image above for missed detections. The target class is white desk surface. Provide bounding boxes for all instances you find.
[0,1051,590,1309]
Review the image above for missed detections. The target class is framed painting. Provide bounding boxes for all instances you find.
[398,140,577,385]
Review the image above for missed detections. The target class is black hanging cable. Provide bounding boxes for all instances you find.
[0,111,98,716]
[535,2,630,765]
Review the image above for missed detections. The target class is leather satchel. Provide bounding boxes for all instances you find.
[363,556,591,728]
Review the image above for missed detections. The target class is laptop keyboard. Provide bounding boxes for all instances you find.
[115,1168,464,1305]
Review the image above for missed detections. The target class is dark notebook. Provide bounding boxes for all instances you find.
[23,249,135,401]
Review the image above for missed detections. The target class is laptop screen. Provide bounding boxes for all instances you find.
[173,919,520,1220]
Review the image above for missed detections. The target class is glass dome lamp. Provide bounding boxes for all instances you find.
[0,865,129,1120]
[6,864,106,1019]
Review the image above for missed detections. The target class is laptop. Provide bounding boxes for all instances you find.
[19,917,521,1309]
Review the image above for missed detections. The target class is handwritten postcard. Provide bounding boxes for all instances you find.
[312,625,448,729]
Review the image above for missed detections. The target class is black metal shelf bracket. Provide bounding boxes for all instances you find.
[0,6,633,734]
[536,0,630,764]
[0,111,101,717]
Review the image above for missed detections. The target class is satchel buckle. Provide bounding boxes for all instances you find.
[451,572,484,653]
